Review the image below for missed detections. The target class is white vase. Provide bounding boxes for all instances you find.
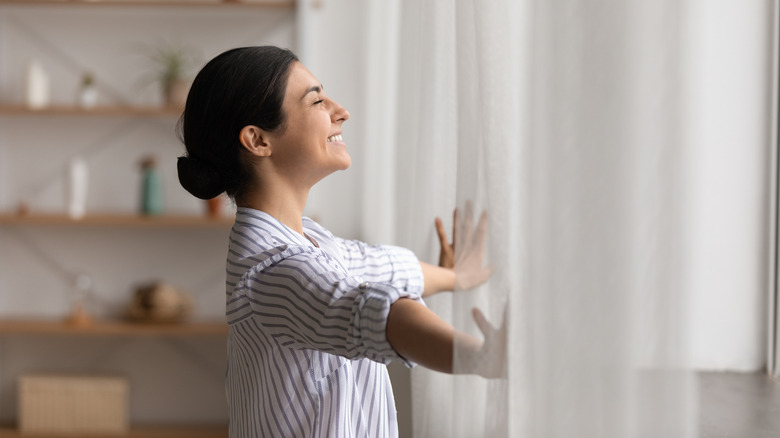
[26,61,50,109]
[79,85,98,109]
[66,157,88,219]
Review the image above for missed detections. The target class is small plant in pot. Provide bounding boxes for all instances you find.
[137,40,199,108]
[78,72,98,108]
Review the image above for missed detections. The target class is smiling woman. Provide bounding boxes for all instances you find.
[175,46,495,438]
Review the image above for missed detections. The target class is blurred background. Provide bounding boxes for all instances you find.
[0,0,777,437]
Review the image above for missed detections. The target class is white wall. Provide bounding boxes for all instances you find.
[683,0,772,371]
[300,0,366,240]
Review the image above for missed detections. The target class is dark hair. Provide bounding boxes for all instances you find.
[176,46,299,201]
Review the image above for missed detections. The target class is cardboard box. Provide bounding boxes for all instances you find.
[18,375,129,434]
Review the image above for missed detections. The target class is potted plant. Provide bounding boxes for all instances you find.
[78,72,98,108]
[138,40,198,108]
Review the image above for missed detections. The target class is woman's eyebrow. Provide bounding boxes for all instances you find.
[300,84,323,100]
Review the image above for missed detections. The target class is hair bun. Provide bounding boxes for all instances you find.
[177,155,225,200]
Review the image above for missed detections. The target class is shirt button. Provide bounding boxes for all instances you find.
[359,282,368,290]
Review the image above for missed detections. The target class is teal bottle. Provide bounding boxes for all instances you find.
[140,156,164,216]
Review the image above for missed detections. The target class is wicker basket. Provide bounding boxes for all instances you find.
[18,374,129,434]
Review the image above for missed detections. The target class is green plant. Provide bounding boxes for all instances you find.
[134,39,199,90]
[81,72,94,87]
[133,39,200,106]
[148,42,193,87]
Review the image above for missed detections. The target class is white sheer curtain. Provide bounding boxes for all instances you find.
[389,0,697,437]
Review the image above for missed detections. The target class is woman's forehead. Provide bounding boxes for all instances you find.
[288,63,319,90]
[285,63,323,106]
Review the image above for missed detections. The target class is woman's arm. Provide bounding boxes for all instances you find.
[386,298,506,377]
[386,298,455,373]
[420,261,455,297]
[238,247,424,365]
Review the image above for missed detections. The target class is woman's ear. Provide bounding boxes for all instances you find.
[239,125,273,158]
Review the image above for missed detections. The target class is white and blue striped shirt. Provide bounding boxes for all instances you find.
[225,207,425,437]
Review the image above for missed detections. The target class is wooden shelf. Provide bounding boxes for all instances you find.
[0,105,181,117]
[0,213,233,228]
[0,425,227,437]
[0,319,228,336]
[0,0,293,8]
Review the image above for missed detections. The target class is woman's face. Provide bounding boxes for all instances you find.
[268,62,351,186]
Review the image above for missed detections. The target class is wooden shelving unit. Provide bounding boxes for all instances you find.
[0,322,229,437]
[0,0,283,434]
[0,105,181,117]
[0,425,228,438]
[0,213,233,228]
[0,319,228,336]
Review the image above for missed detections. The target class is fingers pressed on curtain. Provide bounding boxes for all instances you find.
[453,202,492,291]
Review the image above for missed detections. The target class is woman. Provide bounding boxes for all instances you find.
[177,46,497,438]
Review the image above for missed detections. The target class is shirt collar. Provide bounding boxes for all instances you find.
[235,207,315,247]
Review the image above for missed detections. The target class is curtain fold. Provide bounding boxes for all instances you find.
[393,1,697,436]
[394,2,458,434]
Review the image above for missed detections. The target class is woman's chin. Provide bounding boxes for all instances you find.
[335,152,352,170]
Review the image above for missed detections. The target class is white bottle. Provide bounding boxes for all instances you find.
[66,157,88,219]
[79,85,98,109]
[26,61,50,109]
[78,73,98,109]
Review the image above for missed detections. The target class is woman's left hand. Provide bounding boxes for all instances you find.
[435,208,457,270]
[436,202,492,291]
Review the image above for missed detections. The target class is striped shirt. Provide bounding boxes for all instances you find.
[225,207,425,437]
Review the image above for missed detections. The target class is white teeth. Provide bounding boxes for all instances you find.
[327,134,343,143]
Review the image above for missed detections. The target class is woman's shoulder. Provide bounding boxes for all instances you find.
[302,216,343,243]
[302,216,330,234]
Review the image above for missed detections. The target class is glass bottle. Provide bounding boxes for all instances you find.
[140,156,164,216]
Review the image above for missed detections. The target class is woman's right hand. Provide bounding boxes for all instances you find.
[455,306,508,378]
[471,307,507,378]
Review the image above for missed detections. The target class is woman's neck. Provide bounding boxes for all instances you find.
[239,178,310,235]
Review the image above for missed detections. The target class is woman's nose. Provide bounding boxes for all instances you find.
[332,101,350,123]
